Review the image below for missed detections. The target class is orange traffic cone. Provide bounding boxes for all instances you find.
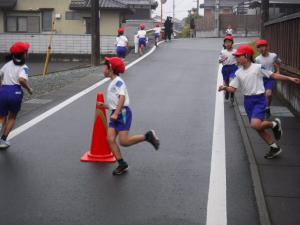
[81,92,116,163]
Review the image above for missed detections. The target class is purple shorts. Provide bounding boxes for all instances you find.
[116,46,127,58]
[244,94,266,121]
[139,38,146,48]
[109,107,132,132]
[222,64,238,83]
[0,85,24,117]
[154,33,160,39]
[263,77,274,91]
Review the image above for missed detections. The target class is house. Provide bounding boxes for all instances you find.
[234,0,300,19]
[0,0,157,56]
[200,0,245,17]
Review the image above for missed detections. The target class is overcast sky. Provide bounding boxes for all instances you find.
[153,0,204,20]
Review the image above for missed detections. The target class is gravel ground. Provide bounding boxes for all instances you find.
[23,42,155,102]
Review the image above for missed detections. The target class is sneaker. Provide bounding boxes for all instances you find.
[264,146,282,159]
[266,107,271,118]
[0,139,10,149]
[112,163,129,176]
[145,130,160,150]
[272,118,283,140]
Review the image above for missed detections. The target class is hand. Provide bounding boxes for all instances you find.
[291,77,300,84]
[28,88,33,95]
[218,85,225,92]
[110,113,118,121]
[96,102,108,109]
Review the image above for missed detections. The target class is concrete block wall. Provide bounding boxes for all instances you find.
[0,33,116,55]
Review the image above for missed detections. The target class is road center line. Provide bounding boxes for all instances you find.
[206,64,227,225]
[8,42,163,141]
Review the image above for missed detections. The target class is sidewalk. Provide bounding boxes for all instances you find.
[234,90,300,225]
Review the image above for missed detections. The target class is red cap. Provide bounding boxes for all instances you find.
[233,45,254,57]
[105,57,125,74]
[224,36,234,42]
[140,24,145,29]
[10,42,30,55]
[256,39,268,47]
[118,28,124,34]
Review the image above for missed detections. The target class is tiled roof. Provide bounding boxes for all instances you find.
[0,0,17,9]
[70,0,127,10]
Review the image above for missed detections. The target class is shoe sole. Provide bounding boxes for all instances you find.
[275,118,283,140]
[265,148,282,159]
[150,129,160,150]
[112,167,129,176]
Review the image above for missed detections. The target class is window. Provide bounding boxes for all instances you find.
[65,11,81,20]
[85,17,91,34]
[7,17,17,32]
[6,15,40,33]
[42,10,52,31]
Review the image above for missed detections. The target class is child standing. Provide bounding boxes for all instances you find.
[137,24,147,55]
[219,36,238,104]
[153,23,161,46]
[218,45,300,159]
[100,57,160,175]
[115,28,128,59]
[0,42,33,149]
[255,39,281,117]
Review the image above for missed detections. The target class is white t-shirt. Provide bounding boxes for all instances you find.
[226,28,233,35]
[0,60,29,85]
[255,52,281,72]
[137,30,147,39]
[154,27,161,34]
[107,76,130,110]
[219,49,237,65]
[116,35,128,47]
[230,63,273,96]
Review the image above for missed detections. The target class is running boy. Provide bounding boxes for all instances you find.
[115,28,128,59]
[137,24,147,55]
[153,23,161,46]
[255,39,281,117]
[0,42,33,149]
[100,57,160,175]
[218,45,300,159]
[219,36,238,104]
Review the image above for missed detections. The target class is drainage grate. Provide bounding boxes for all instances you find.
[25,99,52,105]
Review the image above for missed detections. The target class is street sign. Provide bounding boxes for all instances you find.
[161,0,167,4]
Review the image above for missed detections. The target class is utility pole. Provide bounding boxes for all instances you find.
[173,0,175,19]
[215,0,220,37]
[261,0,269,38]
[91,0,100,66]
[197,0,200,16]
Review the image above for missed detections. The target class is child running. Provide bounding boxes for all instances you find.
[153,23,161,46]
[255,39,281,117]
[115,28,128,59]
[218,45,300,159]
[137,24,147,55]
[218,35,238,104]
[0,42,33,149]
[99,57,160,175]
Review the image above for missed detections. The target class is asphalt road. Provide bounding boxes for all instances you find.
[0,39,260,225]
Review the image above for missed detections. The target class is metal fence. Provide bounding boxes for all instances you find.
[264,12,300,74]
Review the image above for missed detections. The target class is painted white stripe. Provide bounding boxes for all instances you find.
[8,43,163,141]
[206,64,227,225]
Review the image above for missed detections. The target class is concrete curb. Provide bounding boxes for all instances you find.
[232,98,272,225]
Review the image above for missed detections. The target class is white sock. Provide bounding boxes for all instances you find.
[270,143,278,148]
[272,121,277,128]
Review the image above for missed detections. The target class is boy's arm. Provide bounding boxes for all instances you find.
[111,95,125,120]
[271,73,300,84]
[218,85,236,93]
[19,77,33,95]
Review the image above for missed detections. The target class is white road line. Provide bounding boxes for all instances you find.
[8,43,162,141]
[206,64,227,225]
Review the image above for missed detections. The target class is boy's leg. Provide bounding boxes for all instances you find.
[265,89,272,117]
[107,128,129,175]
[0,114,13,149]
[250,118,282,159]
[119,131,145,147]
